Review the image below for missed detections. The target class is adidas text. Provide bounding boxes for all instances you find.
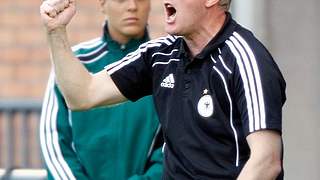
[161,74,175,89]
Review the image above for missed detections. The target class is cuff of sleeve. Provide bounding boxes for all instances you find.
[245,122,282,138]
[108,71,140,102]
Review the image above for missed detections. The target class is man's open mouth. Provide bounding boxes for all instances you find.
[164,3,176,23]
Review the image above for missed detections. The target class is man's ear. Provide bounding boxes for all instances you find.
[205,0,219,8]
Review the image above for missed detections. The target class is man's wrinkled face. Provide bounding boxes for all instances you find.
[163,0,205,36]
[102,0,150,38]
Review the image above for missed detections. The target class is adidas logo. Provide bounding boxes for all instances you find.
[161,74,175,88]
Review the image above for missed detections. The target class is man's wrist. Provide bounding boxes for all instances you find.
[46,26,67,35]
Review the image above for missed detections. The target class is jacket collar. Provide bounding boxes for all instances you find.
[178,12,236,60]
[102,21,150,51]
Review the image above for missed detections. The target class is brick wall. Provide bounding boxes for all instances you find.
[0,0,165,99]
[0,0,166,169]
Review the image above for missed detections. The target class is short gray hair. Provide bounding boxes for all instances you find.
[219,0,231,10]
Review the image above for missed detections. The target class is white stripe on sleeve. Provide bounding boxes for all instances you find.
[226,40,255,132]
[40,72,62,180]
[40,71,76,180]
[230,36,261,131]
[233,32,266,129]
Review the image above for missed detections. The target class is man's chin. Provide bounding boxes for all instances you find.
[122,27,145,37]
[165,28,180,36]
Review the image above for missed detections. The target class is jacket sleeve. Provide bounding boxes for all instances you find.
[40,71,89,180]
[228,32,286,137]
[128,128,164,180]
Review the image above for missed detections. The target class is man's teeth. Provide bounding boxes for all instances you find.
[167,13,176,23]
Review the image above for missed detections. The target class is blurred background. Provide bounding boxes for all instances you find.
[0,0,319,179]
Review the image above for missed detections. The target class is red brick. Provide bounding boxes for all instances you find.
[0,65,15,82]
[1,48,31,64]
[0,79,47,98]
[0,30,15,46]
[14,28,47,46]
[13,64,50,83]
[0,0,169,169]
[0,0,165,99]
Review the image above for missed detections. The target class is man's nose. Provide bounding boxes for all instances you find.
[127,0,138,11]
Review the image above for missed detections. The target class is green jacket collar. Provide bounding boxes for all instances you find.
[102,21,150,52]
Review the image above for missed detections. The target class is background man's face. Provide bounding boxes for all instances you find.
[102,0,150,38]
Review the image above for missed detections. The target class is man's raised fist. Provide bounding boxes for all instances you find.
[40,0,76,32]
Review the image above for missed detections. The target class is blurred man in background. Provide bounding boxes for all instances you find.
[39,0,163,179]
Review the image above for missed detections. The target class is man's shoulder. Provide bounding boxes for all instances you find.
[231,24,268,54]
[133,34,182,61]
[221,22,273,66]
[71,37,109,64]
[150,34,180,44]
[71,37,107,56]
[141,34,181,50]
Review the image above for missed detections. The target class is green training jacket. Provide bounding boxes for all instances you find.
[40,23,163,180]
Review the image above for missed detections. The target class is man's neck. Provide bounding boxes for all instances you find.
[107,26,145,45]
[184,12,226,58]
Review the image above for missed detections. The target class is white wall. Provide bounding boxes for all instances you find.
[231,0,268,45]
[231,0,320,179]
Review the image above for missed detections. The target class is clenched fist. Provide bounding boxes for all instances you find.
[40,0,76,32]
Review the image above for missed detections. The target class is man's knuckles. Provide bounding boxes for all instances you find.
[41,3,57,18]
[46,0,70,13]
